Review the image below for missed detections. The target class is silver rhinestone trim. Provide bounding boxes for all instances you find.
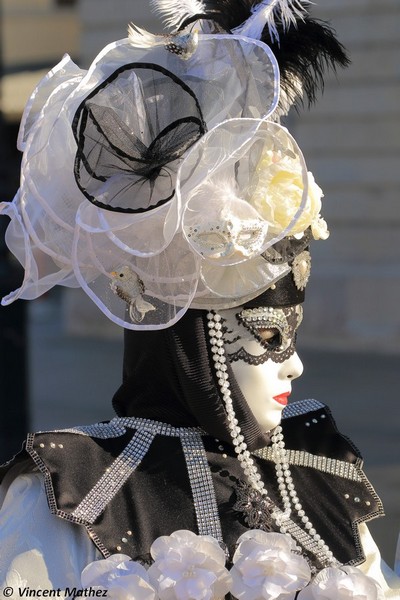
[283,399,324,419]
[181,433,223,544]
[48,422,127,438]
[277,512,341,569]
[254,447,362,482]
[71,430,155,523]
[44,418,204,439]
[116,417,204,437]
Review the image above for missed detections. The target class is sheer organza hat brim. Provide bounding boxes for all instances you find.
[2,117,309,329]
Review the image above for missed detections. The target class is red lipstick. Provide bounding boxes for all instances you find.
[273,392,290,406]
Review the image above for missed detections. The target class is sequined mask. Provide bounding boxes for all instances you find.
[222,305,303,365]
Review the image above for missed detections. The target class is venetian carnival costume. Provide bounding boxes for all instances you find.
[0,1,399,598]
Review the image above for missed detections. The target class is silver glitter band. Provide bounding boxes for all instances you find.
[254,447,362,482]
[51,417,203,439]
[181,433,224,544]
[51,422,127,438]
[72,429,155,523]
[282,399,325,418]
[277,512,341,570]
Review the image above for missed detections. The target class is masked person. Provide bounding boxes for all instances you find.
[0,1,399,598]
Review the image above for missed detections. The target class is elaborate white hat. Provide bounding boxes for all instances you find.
[1,0,348,329]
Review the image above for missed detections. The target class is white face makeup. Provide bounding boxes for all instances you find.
[220,305,304,432]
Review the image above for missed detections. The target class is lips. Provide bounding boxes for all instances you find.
[273,392,290,406]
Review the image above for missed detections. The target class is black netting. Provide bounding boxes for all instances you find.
[73,63,207,213]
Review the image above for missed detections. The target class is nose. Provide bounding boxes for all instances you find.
[281,351,304,381]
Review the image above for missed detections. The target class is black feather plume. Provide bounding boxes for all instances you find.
[180,0,254,31]
[263,17,350,109]
[179,0,350,111]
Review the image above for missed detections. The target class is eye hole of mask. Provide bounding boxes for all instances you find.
[255,327,283,350]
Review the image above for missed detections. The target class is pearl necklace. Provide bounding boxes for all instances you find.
[207,311,339,569]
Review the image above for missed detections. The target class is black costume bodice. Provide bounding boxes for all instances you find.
[0,399,383,569]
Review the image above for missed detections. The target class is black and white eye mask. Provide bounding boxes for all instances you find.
[221,305,303,365]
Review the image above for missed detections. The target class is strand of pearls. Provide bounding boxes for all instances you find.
[271,426,292,517]
[271,426,335,564]
[207,312,266,494]
[207,310,336,567]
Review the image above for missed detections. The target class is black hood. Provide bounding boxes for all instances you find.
[112,308,270,451]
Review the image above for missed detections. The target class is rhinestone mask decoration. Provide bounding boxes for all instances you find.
[223,305,303,365]
[185,216,268,260]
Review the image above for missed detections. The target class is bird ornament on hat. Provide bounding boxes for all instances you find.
[0,0,348,330]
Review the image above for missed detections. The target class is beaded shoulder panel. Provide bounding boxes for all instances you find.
[282,399,325,419]
[15,418,223,557]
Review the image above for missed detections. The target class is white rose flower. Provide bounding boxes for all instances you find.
[81,554,157,600]
[297,566,385,600]
[148,529,231,600]
[230,530,311,600]
[250,144,326,238]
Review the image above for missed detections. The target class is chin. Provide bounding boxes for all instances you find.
[261,413,283,433]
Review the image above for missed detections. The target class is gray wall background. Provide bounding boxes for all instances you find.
[293,0,400,354]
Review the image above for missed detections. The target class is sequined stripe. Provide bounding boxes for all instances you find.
[254,447,362,482]
[117,416,204,436]
[46,417,204,438]
[71,429,155,523]
[282,399,324,418]
[181,433,223,544]
[50,422,127,438]
[277,512,341,570]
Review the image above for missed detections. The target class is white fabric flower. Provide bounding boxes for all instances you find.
[230,530,311,600]
[148,529,231,600]
[81,554,157,600]
[250,134,325,238]
[297,566,385,600]
[311,215,330,240]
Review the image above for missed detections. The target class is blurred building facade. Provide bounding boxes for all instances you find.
[292,0,400,354]
[1,0,400,352]
[1,0,80,121]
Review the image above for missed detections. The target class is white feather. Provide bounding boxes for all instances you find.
[233,0,308,43]
[150,0,206,31]
[128,23,164,48]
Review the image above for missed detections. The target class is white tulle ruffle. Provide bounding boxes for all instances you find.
[1,32,317,329]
